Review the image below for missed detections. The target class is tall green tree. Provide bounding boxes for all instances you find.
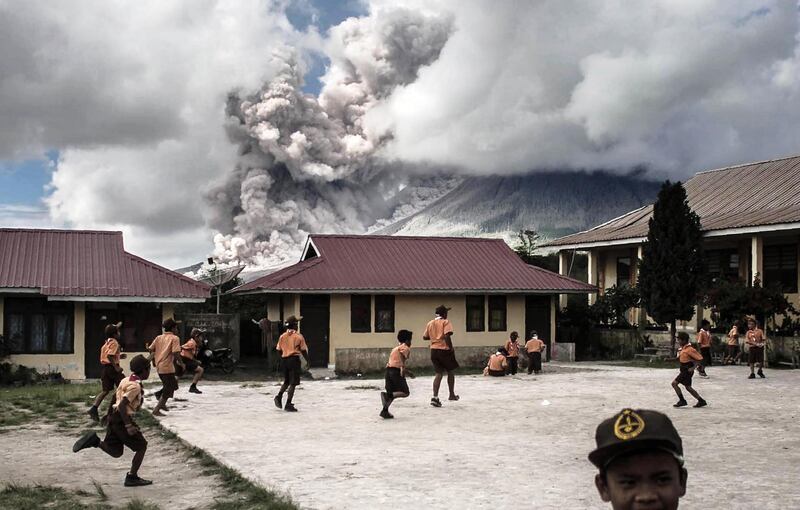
[638,181,705,354]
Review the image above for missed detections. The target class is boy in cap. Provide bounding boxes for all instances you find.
[88,322,126,422]
[745,318,766,379]
[73,354,153,487]
[589,408,687,509]
[525,330,546,375]
[504,331,521,375]
[485,347,508,377]
[274,315,309,412]
[696,319,711,377]
[672,332,707,408]
[381,329,414,419]
[423,305,459,407]
[148,318,184,416]
[180,328,205,394]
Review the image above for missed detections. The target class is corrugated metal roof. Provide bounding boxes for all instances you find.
[544,155,800,248]
[233,234,596,293]
[0,228,210,299]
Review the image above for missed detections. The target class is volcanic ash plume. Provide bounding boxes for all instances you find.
[206,7,456,269]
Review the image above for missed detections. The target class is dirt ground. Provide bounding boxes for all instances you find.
[150,363,800,510]
[0,415,223,508]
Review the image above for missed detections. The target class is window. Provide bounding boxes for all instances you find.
[3,298,73,354]
[374,295,395,333]
[466,295,485,332]
[488,295,507,331]
[350,295,371,333]
[764,244,798,293]
[705,249,740,282]
[616,257,632,287]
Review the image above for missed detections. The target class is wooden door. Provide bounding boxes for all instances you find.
[300,295,330,367]
[525,295,552,361]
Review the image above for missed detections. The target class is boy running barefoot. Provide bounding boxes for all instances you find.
[181,328,205,394]
[525,331,546,375]
[696,320,711,377]
[589,408,688,509]
[381,330,414,419]
[274,315,309,412]
[672,332,707,408]
[88,322,126,422]
[423,305,460,407]
[149,318,184,416]
[504,332,521,375]
[73,355,153,487]
[745,318,767,379]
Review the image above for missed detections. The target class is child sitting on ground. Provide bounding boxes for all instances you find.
[485,347,508,377]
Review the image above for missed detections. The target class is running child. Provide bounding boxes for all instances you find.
[525,331,546,375]
[149,318,184,416]
[381,329,414,419]
[274,315,309,412]
[73,354,153,487]
[723,321,741,365]
[423,305,459,407]
[180,328,205,394]
[88,322,126,422]
[504,332,521,375]
[485,347,508,377]
[696,319,711,377]
[745,318,766,379]
[672,332,707,408]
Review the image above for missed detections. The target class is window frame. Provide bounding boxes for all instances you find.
[374,295,395,333]
[466,295,485,332]
[764,244,798,293]
[616,257,632,287]
[3,298,74,354]
[350,295,372,333]
[488,295,507,332]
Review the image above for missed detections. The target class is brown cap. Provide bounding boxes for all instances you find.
[435,305,451,315]
[588,408,683,469]
[285,315,302,324]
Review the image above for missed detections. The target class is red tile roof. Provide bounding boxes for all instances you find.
[233,235,596,294]
[544,155,800,248]
[0,229,210,300]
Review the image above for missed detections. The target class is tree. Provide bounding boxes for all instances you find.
[704,276,797,331]
[591,284,641,327]
[637,181,705,355]
[513,229,559,272]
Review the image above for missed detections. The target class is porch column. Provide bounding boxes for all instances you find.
[635,245,646,328]
[558,250,570,309]
[751,235,764,285]
[588,248,599,305]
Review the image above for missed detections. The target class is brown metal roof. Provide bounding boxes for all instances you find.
[233,234,596,294]
[0,228,210,300]
[544,155,800,248]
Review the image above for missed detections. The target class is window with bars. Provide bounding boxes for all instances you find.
[3,298,74,354]
[705,249,740,282]
[350,295,371,333]
[466,295,485,332]
[374,295,395,333]
[488,295,507,331]
[764,244,798,293]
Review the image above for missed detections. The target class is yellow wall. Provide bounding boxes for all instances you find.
[327,294,527,363]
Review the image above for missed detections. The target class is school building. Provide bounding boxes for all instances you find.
[230,234,596,371]
[543,155,800,328]
[0,228,210,379]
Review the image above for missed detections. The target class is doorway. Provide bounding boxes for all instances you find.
[525,295,552,361]
[300,294,330,367]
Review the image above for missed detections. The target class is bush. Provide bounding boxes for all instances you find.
[0,363,41,386]
[704,276,797,330]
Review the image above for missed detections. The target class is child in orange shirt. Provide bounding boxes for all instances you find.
[274,315,309,412]
[525,331,546,375]
[672,332,707,408]
[504,331,521,375]
[696,319,711,377]
[745,318,767,379]
[180,328,205,394]
[88,323,126,422]
[485,347,508,377]
[381,329,414,419]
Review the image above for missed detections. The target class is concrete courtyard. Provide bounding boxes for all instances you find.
[156,363,800,509]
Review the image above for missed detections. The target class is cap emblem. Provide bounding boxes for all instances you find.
[614,409,645,440]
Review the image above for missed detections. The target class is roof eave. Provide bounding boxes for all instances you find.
[229,288,597,295]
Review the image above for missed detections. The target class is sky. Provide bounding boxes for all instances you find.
[1,1,799,269]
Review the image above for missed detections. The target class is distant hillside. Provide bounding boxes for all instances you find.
[373,171,660,244]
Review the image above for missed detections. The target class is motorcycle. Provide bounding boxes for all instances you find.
[197,337,237,374]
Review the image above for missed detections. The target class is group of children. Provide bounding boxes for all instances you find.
[485,330,547,377]
[74,318,209,486]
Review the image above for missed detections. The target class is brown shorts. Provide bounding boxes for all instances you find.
[385,367,409,395]
[488,369,506,377]
[675,366,694,387]
[430,348,459,373]
[727,344,740,357]
[158,373,179,398]
[100,364,124,392]
[281,355,302,386]
[181,356,200,373]
[103,411,147,456]
[749,346,765,364]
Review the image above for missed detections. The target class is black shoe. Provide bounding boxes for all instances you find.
[430,397,442,408]
[673,399,688,408]
[698,371,708,378]
[274,395,282,409]
[189,385,202,394]
[757,369,765,378]
[380,392,391,409]
[748,373,756,379]
[154,390,163,400]
[284,403,298,412]
[694,400,707,408]
[73,431,100,452]
[380,409,394,419]
[124,474,153,487]
[87,407,100,422]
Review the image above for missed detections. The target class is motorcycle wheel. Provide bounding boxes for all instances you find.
[222,358,236,374]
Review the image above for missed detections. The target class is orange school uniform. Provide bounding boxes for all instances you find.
[149,333,181,374]
[525,338,545,353]
[488,353,507,372]
[504,340,520,358]
[746,328,765,347]
[387,343,411,369]
[100,338,121,365]
[424,317,454,350]
[727,326,739,346]
[277,330,308,358]
[181,339,198,360]
[697,330,711,348]
[678,344,703,364]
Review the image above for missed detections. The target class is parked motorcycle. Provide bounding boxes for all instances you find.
[197,337,237,374]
